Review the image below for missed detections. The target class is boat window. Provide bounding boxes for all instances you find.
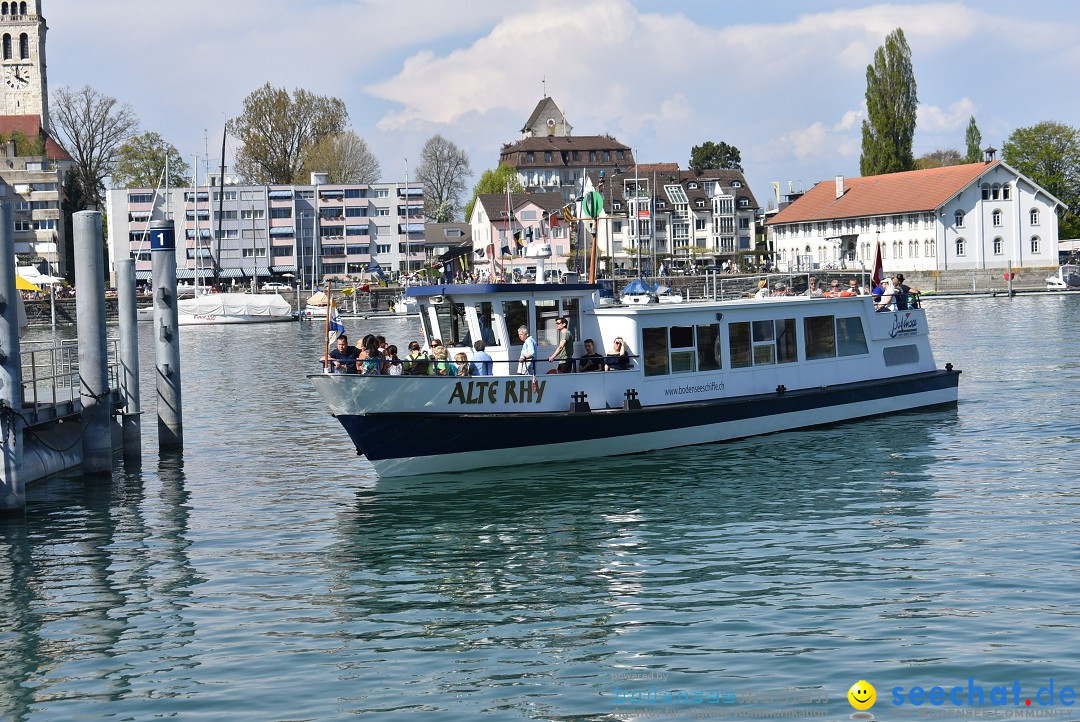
[473,301,501,347]
[502,300,529,347]
[535,299,559,345]
[883,344,919,366]
[669,326,695,374]
[419,305,435,345]
[643,327,669,376]
[433,301,468,347]
[752,320,776,366]
[696,324,721,371]
[728,322,752,369]
[776,319,798,364]
[804,315,836,360]
[835,317,868,356]
[560,297,580,341]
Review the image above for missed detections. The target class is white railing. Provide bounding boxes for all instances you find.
[19,339,121,411]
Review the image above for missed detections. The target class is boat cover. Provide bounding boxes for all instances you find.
[178,293,293,318]
[622,278,656,295]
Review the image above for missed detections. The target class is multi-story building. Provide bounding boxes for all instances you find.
[1,0,71,277]
[424,222,470,265]
[105,175,425,288]
[592,166,760,271]
[469,192,568,278]
[765,157,1062,272]
[499,97,635,203]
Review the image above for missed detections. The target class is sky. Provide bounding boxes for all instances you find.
[41,0,1080,210]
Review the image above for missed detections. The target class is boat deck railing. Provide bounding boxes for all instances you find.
[18,338,124,425]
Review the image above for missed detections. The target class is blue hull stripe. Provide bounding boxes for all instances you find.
[337,370,959,461]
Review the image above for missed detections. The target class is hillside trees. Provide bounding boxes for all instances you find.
[1004,121,1080,238]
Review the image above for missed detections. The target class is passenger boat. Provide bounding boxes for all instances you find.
[309,281,960,478]
[1045,264,1080,291]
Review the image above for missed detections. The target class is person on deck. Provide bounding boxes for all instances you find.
[517,326,536,375]
[470,341,494,376]
[325,335,359,374]
[578,339,603,372]
[403,342,430,375]
[605,337,630,371]
[547,316,574,373]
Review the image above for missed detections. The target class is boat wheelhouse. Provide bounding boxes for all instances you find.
[309,282,959,478]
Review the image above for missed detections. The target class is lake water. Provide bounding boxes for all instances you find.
[1,294,1077,720]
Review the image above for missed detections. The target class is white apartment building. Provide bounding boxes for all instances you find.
[766,159,1062,272]
[105,175,425,287]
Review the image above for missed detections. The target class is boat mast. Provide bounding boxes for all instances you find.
[193,154,199,296]
[215,126,226,284]
[404,158,409,281]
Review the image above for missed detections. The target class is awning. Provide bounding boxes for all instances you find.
[135,270,152,280]
[319,189,345,197]
[176,269,195,279]
[185,229,212,238]
[268,190,294,199]
[400,223,425,233]
[269,226,295,236]
[219,267,271,278]
[272,264,297,273]
[398,187,423,196]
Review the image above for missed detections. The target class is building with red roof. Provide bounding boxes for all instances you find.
[765,156,1063,272]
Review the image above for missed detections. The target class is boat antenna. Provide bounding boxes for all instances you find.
[215,124,227,279]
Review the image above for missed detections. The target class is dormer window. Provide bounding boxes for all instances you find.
[688,182,698,189]
[732,181,741,188]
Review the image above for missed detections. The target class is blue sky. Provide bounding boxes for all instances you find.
[44,0,1080,208]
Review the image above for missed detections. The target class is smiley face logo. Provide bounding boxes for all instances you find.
[848,680,876,710]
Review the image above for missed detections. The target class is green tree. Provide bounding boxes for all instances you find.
[227,83,348,184]
[689,140,742,172]
[859,27,918,176]
[0,130,46,156]
[463,164,524,220]
[915,148,963,169]
[965,116,983,163]
[111,131,189,188]
[300,130,380,184]
[51,85,139,208]
[415,134,471,221]
[1003,120,1080,238]
[427,200,455,224]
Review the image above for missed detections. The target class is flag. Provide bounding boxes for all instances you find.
[562,205,573,224]
[475,245,486,259]
[549,210,560,227]
[327,299,345,345]
[871,242,884,289]
[500,244,511,256]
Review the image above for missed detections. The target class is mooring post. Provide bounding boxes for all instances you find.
[115,258,141,459]
[0,202,25,514]
[74,210,113,474]
[149,220,183,449]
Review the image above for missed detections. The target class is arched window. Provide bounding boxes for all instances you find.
[910,240,918,258]
[1002,184,1011,200]
[18,32,27,59]
[925,239,935,258]
[2,34,10,60]
[19,1,25,14]
[993,237,1003,255]
[1030,236,1040,254]
[2,4,8,16]
[955,238,966,256]
[981,184,990,200]
[992,209,1002,227]
[954,210,965,227]
[1030,208,1040,225]
[991,184,1001,200]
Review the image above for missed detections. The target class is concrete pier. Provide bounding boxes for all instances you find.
[0,202,25,514]
[149,220,183,449]
[115,258,141,461]
[74,210,113,474]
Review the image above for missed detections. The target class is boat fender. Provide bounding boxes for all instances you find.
[776,384,787,397]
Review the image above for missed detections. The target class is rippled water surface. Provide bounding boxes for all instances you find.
[1,295,1078,720]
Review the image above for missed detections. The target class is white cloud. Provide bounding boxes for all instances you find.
[918,98,976,132]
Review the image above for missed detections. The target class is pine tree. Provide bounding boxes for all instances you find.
[965,116,983,163]
[859,28,918,176]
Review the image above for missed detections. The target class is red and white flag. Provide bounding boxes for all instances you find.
[871,242,884,288]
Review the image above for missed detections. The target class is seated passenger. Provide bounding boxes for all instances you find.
[875,279,898,313]
[431,346,456,376]
[384,344,403,375]
[579,338,603,372]
[325,335,359,374]
[605,337,631,371]
[753,279,769,299]
[454,352,472,377]
[470,340,494,376]
[359,335,382,375]
[403,341,430,375]
[846,278,862,295]
[805,277,824,297]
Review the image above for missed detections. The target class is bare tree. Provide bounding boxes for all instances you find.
[415,134,471,220]
[51,85,139,208]
[301,130,380,184]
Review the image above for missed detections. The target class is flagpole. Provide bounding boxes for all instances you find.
[323,280,333,373]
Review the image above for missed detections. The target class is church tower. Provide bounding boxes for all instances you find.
[0,0,49,128]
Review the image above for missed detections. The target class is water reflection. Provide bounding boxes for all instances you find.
[327,412,955,711]
[0,453,199,719]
